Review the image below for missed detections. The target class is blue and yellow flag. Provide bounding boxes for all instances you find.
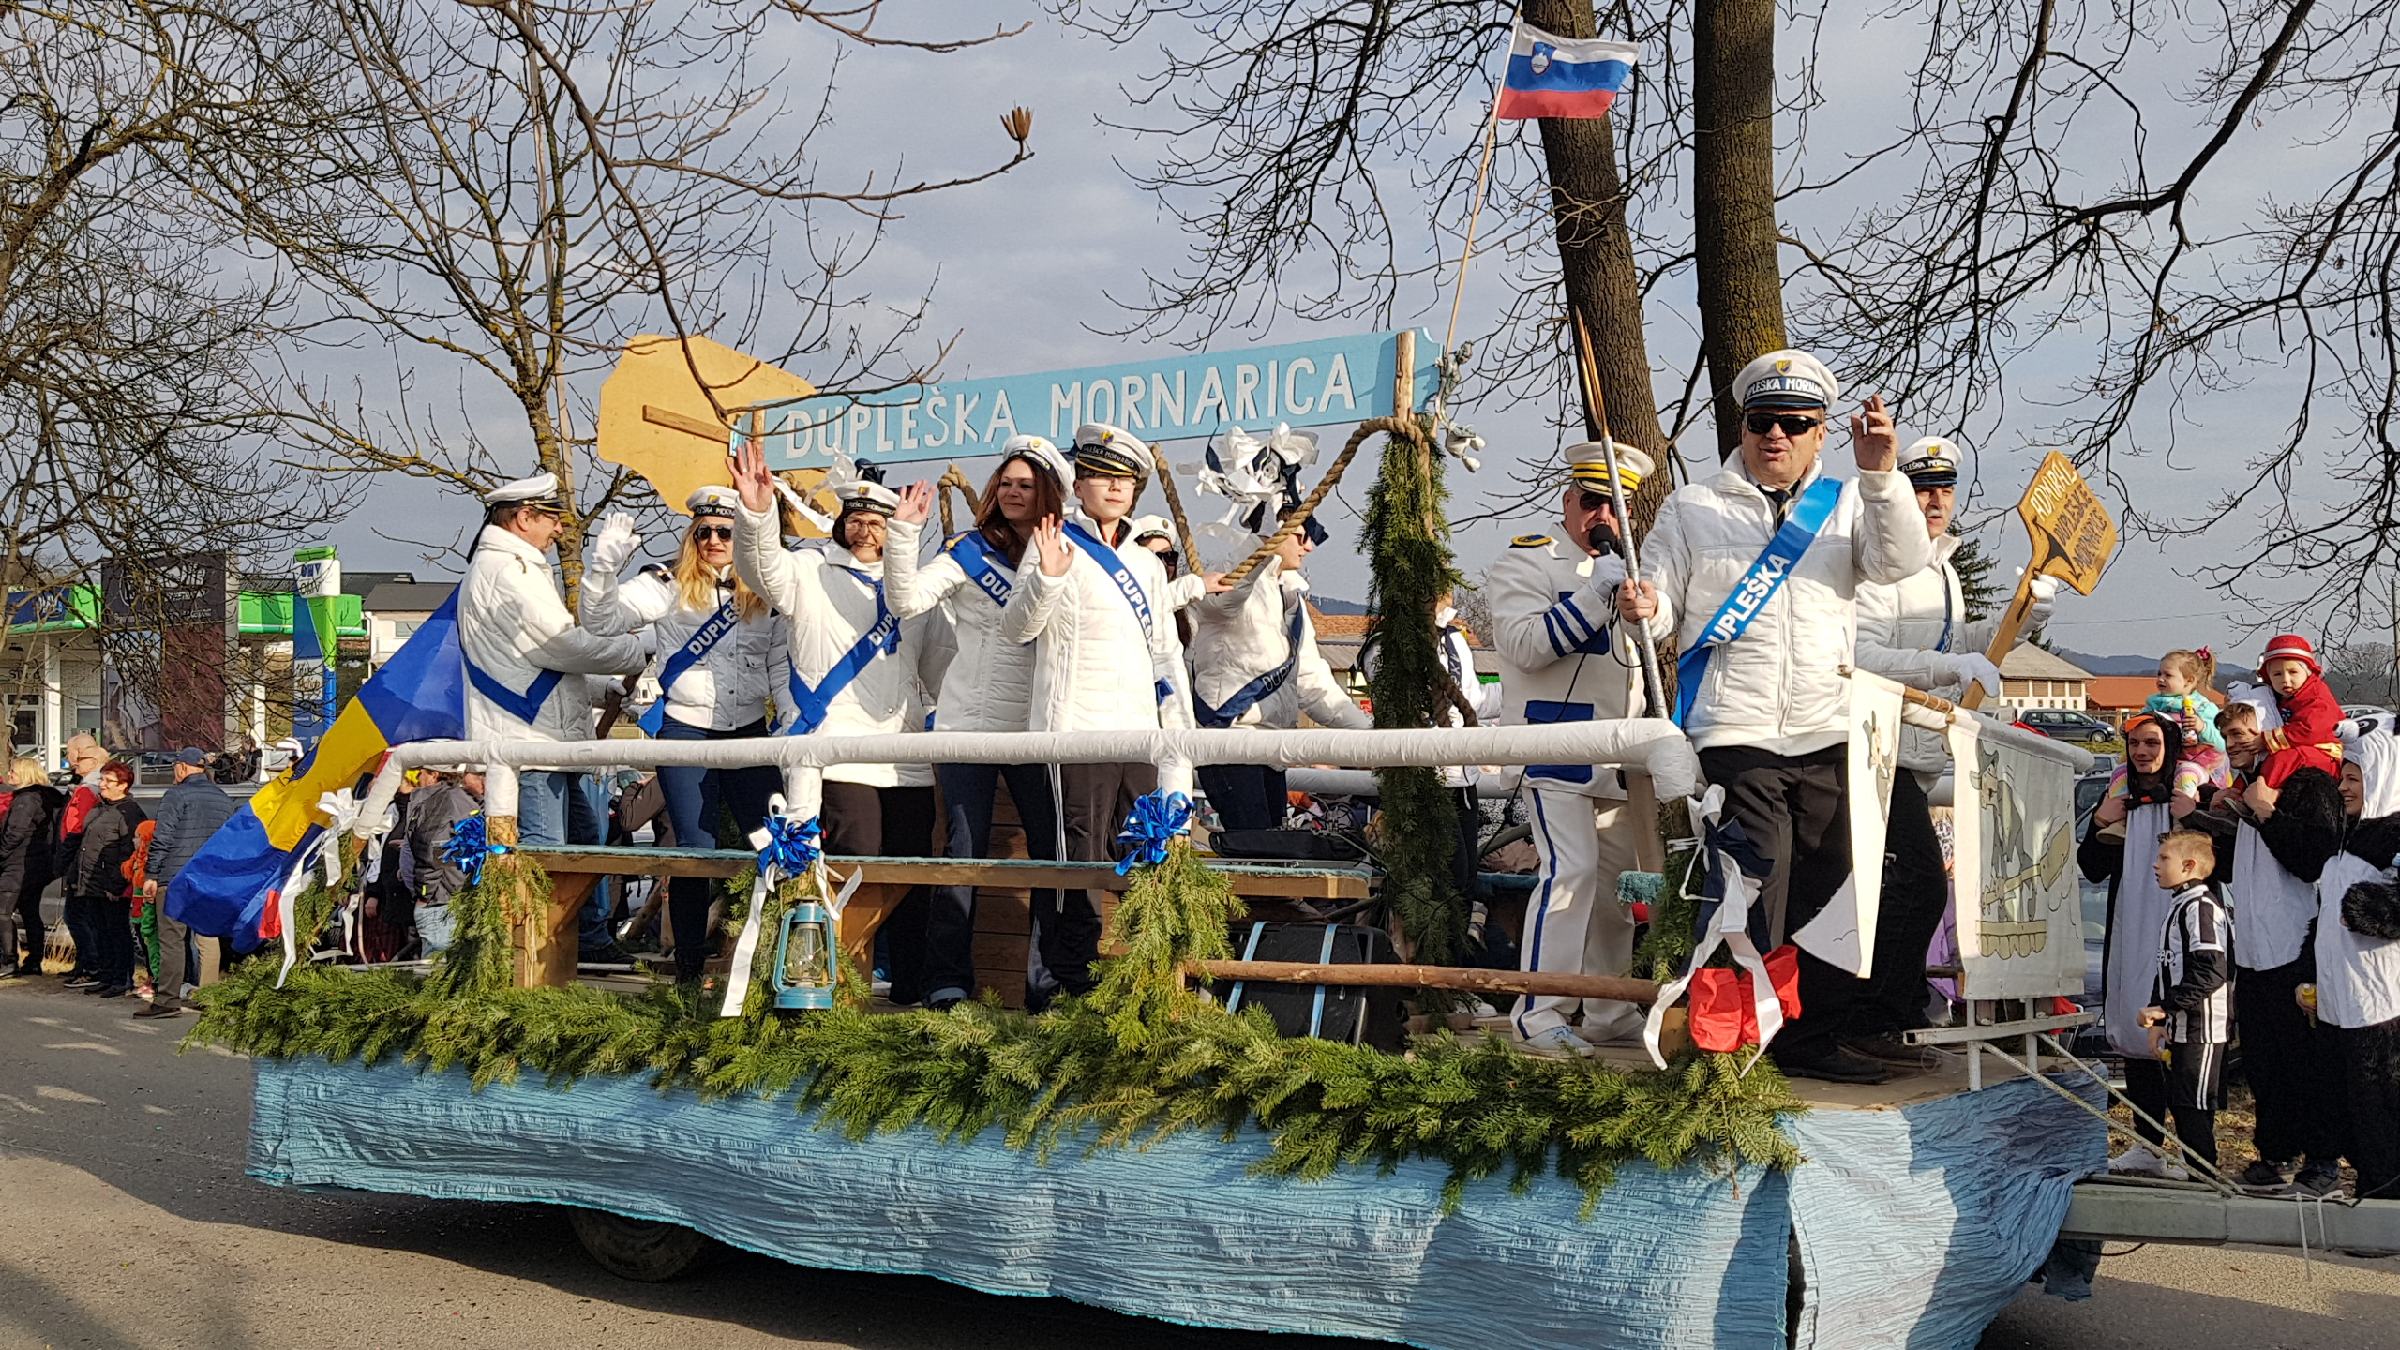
[167,593,466,949]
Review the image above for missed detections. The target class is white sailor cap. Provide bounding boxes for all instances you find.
[1565,441,1654,497]
[833,480,900,517]
[483,471,564,512]
[1897,437,1961,487]
[686,485,741,519]
[1127,514,1176,545]
[998,434,1074,495]
[1733,350,1840,411]
[1070,423,1151,481]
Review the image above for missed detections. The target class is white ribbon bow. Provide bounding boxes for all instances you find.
[1642,786,1788,1070]
[718,794,862,1019]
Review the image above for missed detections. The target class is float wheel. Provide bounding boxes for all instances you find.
[566,1207,713,1281]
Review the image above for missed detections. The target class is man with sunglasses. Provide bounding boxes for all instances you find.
[458,473,649,848]
[1487,442,1665,1058]
[1617,350,1933,1084]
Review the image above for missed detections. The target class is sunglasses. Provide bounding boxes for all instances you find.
[1576,491,1616,513]
[692,525,733,542]
[1744,412,1822,437]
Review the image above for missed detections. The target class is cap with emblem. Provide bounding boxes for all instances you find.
[999,433,1074,496]
[1071,423,1151,482]
[483,471,564,512]
[1733,350,1840,412]
[686,485,741,519]
[833,480,900,517]
[1566,441,1654,497]
[1128,514,1175,545]
[1897,437,1960,488]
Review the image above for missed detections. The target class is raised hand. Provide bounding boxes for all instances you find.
[1615,578,1658,622]
[730,429,773,514]
[1032,515,1072,577]
[589,512,640,575]
[1848,394,1899,473]
[894,481,934,526]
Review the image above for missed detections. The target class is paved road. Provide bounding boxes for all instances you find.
[2,976,2394,1349]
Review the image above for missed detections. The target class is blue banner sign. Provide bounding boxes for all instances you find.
[740,330,1436,468]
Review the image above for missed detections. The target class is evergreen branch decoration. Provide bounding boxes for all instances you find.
[1633,841,1706,982]
[1091,836,1242,1050]
[1360,413,1468,967]
[426,817,548,998]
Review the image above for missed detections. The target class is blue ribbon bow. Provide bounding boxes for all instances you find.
[1114,790,1194,876]
[441,813,508,888]
[756,813,824,877]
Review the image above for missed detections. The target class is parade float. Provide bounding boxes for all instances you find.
[149,318,2265,1350]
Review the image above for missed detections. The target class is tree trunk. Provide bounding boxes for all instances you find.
[1692,0,1788,461]
[1523,0,1671,528]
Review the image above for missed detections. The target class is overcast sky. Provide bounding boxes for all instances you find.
[319,2,2367,668]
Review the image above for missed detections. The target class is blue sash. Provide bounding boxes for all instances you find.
[782,566,901,736]
[1672,475,1843,726]
[948,532,1015,607]
[638,597,741,736]
[464,653,564,725]
[1061,520,1172,705]
[1195,602,1309,728]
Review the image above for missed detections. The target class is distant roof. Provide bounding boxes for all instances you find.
[2088,674,2231,712]
[1317,636,1502,678]
[363,581,455,614]
[344,570,416,596]
[2000,644,2094,682]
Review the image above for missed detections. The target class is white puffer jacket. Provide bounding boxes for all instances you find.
[1488,533,1647,798]
[883,518,1034,735]
[1639,464,1933,756]
[733,506,935,788]
[1184,561,1370,732]
[1854,534,1997,776]
[581,564,775,732]
[458,525,648,744]
[1001,515,1193,734]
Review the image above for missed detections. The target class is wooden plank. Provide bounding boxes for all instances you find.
[974,889,1032,936]
[972,931,1034,973]
[975,967,1028,1009]
[1190,959,1659,1004]
[642,402,727,442]
[517,848,1371,900]
[517,873,598,989]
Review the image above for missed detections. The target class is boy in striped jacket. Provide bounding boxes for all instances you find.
[2122,829,2235,1179]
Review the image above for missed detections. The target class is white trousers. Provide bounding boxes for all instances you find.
[1515,779,1662,1042]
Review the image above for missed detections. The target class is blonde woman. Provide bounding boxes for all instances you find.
[0,757,64,977]
[582,486,779,980]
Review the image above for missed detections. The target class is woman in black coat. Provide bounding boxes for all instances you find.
[0,759,63,977]
[67,762,145,997]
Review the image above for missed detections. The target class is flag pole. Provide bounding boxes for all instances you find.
[1438,6,1525,365]
[1572,307,1669,719]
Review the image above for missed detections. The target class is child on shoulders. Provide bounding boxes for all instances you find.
[2140,648,2230,792]
[2245,635,2346,815]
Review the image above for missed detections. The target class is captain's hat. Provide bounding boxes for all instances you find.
[833,479,900,517]
[686,485,741,519]
[1070,423,1151,481]
[483,471,564,512]
[999,434,1074,495]
[1897,437,1961,488]
[1733,350,1840,411]
[1566,441,1654,497]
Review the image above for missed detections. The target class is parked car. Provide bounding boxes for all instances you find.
[2344,704,2393,738]
[2016,708,2118,746]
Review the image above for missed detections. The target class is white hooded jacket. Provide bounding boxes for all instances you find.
[883,517,1036,735]
[1854,534,1998,776]
[458,525,648,745]
[580,564,775,732]
[1637,463,1933,756]
[1000,515,1193,734]
[733,505,936,788]
[1184,560,1370,732]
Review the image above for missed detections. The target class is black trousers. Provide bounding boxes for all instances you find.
[1199,763,1287,834]
[928,762,1060,1004]
[2125,1049,2222,1170]
[9,883,43,971]
[63,893,99,975]
[1698,744,1857,1064]
[2335,1016,2400,1201]
[1037,761,1156,1006]
[2238,956,2349,1166]
[1853,770,1945,1037]
[821,782,937,1003]
[83,895,135,988]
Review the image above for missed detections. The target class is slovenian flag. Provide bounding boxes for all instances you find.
[167,592,466,951]
[1496,25,1638,121]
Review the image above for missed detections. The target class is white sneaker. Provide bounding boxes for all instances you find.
[2159,1159,2192,1182]
[1518,1026,1599,1060]
[2109,1144,2167,1177]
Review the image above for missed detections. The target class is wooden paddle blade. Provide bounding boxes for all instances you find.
[2017,451,2117,596]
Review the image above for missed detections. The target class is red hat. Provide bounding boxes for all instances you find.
[2260,634,2321,675]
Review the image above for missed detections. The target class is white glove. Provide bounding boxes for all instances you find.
[1943,653,2003,700]
[589,512,640,575]
[1588,553,1629,591]
[2017,569,2061,630]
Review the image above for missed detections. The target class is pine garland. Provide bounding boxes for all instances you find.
[427,818,547,998]
[1633,841,1706,982]
[1360,415,1468,966]
[1091,837,1241,1050]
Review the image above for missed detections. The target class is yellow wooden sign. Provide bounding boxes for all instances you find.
[2016,451,2117,595]
[595,334,831,532]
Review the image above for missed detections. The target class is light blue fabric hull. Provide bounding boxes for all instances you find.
[248,1059,2100,1349]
